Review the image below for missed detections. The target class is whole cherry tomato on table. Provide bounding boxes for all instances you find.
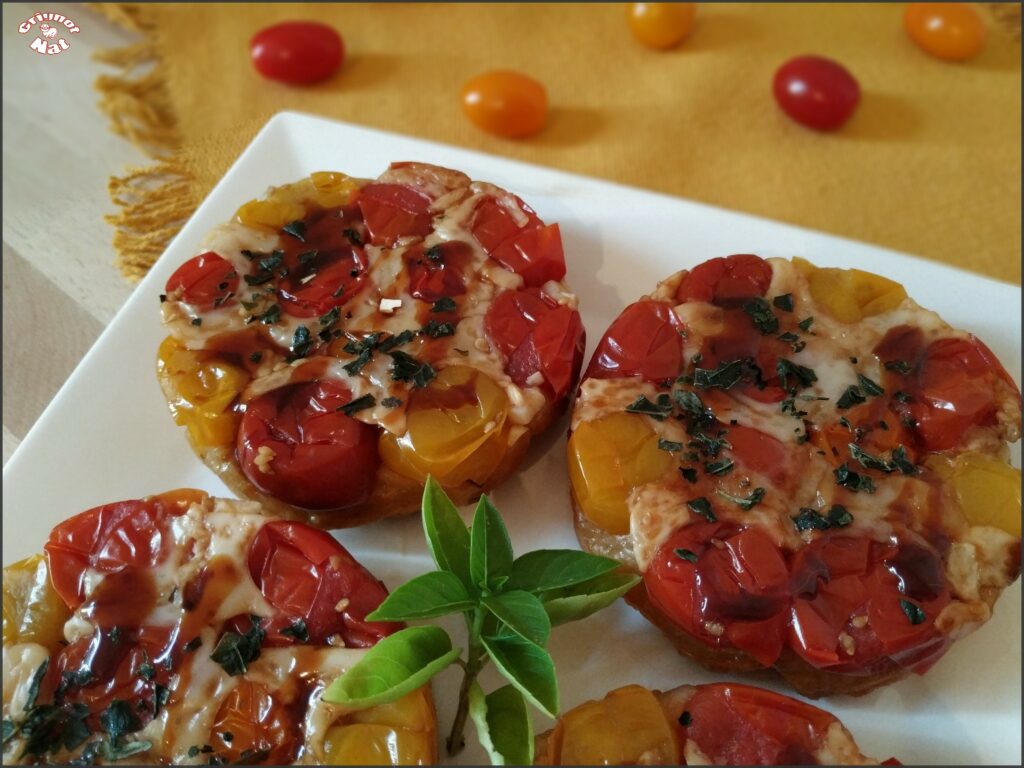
[904,3,986,62]
[626,3,697,49]
[251,21,345,84]
[461,70,548,138]
[772,55,860,132]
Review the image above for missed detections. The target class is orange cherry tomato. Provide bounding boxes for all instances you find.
[904,3,986,62]
[626,3,697,50]
[209,680,299,764]
[461,70,548,139]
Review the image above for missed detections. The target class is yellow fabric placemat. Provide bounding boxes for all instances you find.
[93,2,1021,284]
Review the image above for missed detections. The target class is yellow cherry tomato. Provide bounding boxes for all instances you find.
[324,688,435,765]
[793,257,907,323]
[904,3,985,62]
[379,366,510,486]
[235,171,357,229]
[3,554,71,652]
[568,412,675,535]
[157,336,250,449]
[550,684,678,765]
[461,70,548,139]
[626,3,697,49]
[929,452,1021,537]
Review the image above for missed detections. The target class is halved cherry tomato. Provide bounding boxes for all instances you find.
[250,21,345,84]
[626,3,697,50]
[470,196,566,286]
[357,184,433,246]
[3,554,72,652]
[645,523,791,666]
[904,3,985,62]
[247,520,396,647]
[485,289,584,400]
[237,379,381,510]
[927,451,1022,537]
[209,680,299,764]
[461,70,548,139]
[773,56,860,132]
[726,425,790,485]
[404,241,473,302]
[677,254,773,305]
[794,258,907,322]
[276,207,368,318]
[44,495,194,609]
[681,683,835,765]
[586,300,685,383]
[166,252,238,311]
[692,308,787,403]
[325,688,436,765]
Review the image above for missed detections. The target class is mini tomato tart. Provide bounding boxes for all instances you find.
[2,490,436,765]
[158,163,584,528]
[535,682,895,765]
[568,254,1021,697]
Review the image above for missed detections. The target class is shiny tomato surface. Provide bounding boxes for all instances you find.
[470,196,566,286]
[357,183,434,246]
[676,254,773,304]
[250,21,344,84]
[461,70,548,138]
[773,55,860,131]
[165,252,238,311]
[586,300,685,383]
[904,3,985,61]
[626,3,697,49]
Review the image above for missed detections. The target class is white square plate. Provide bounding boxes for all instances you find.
[4,112,1020,765]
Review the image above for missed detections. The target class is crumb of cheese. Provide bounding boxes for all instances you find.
[254,446,276,474]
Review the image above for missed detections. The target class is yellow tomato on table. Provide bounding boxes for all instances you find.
[904,3,986,62]
[626,3,697,50]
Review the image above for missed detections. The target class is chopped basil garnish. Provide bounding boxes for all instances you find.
[210,616,265,676]
[280,619,310,643]
[900,599,926,625]
[704,458,734,476]
[826,504,854,528]
[674,548,699,563]
[100,700,141,743]
[776,358,817,392]
[431,297,457,313]
[183,636,202,653]
[625,393,674,421]
[687,497,716,522]
[689,430,731,458]
[693,359,749,390]
[190,317,202,327]
[679,711,693,727]
[834,463,876,493]
[679,467,698,484]
[290,326,313,359]
[848,443,895,473]
[3,719,15,745]
[137,659,156,681]
[891,445,919,475]
[742,298,779,334]
[256,304,281,325]
[857,374,885,396]
[836,386,866,409]
[282,220,307,241]
[343,227,362,245]
[792,508,831,531]
[377,329,417,353]
[797,316,814,332]
[424,244,443,261]
[673,390,714,423]
[773,293,794,312]
[389,351,436,388]
[884,360,912,374]
[657,438,684,453]
[421,319,456,338]
[249,351,262,364]
[338,394,376,416]
[381,396,402,408]
[319,306,341,327]
[894,390,912,403]
[715,487,765,510]
[243,272,274,286]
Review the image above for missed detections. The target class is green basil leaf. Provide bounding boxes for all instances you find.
[540,571,640,626]
[481,634,559,718]
[469,682,534,766]
[322,626,460,708]
[366,571,476,622]
[470,494,514,591]
[481,591,551,647]
[422,477,474,593]
[507,550,620,593]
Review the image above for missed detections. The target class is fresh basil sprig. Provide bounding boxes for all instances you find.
[322,477,639,764]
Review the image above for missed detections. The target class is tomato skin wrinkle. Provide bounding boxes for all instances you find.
[250,21,344,85]
[773,55,860,132]
[461,70,548,138]
[166,252,238,312]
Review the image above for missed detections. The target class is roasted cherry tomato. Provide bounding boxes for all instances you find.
[235,173,358,230]
[773,55,860,131]
[276,207,368,318]
[324,688,435,765]
[626,3,697,50]
[165,252,238,311]
[247,520,396,647]
[3,554,72,652]
[586,300,685,383]
[645,523,791,666]
[236,379,381,510]
[379,366,510,486]
[44,493,197,609]
[404,241,473,302]
[904,3,985,61]
[357,183,433,246]
[927,451,1022,537]
[250,21,345,84]
[470,196,566,287]
[677,254,773,305]
[461,70,548,138]
[681,684,836,765]
[208,680,299,764]
[485,289,585,400]
[794,257,907,322]
[568,412,675,535]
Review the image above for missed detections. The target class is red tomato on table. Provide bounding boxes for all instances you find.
[773,56,860,131]
[250,21,345,84]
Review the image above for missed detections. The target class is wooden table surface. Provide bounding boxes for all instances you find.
[2,3,143,464]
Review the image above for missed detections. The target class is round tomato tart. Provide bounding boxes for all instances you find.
[535,682,895,765]
[567,254,1021,697]
[2,490,436,765]
[158,163,584,528]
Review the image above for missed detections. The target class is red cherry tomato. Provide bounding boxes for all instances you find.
[461,70,548,138]
[485,289,585,400]
[250,21,344,85]
[676,254,773,305]
[236,380,381,510]
[586,300,685,383]
[357,183,434,246]
[725,425,789,484]
[277,208,368,318]
[404,241,474,302]
[645,523,791,666]
[247,520,397,647]
[470,197,566,287]
[44,497,189,609]
[772,56,860,131]
[904,3,985,62]
[681,683,836,765]
[166,252,239,311]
